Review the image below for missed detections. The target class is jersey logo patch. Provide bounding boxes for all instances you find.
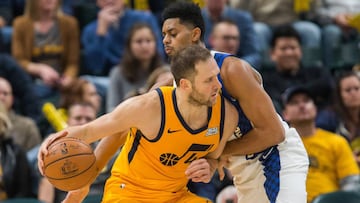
[206,127,218,136]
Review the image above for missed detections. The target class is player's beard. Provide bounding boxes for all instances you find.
[188,86,215,107]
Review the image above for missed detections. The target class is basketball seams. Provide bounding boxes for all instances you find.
[44,153,95,169]
[45,156,96,180]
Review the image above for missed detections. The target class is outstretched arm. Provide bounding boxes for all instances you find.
[38,91,161,174]
[221,57,285,156]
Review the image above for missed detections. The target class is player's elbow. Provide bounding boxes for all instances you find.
[273,124,285,144]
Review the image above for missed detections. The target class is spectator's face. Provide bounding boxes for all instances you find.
[205,0,226,15]
[0,79,13,111]
[271,37,302,72]
[97,0,124,11]
[340,75,360,109]
[82,83,101,113]
[38,0,59,12]
[67,105,96,126]
[283,93,316,124]
[162,18,199,57]
[210,22,240,55]
[131,27,157,62]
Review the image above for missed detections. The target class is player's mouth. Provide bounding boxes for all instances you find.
[211,92,218,98]
[164,46,173,54]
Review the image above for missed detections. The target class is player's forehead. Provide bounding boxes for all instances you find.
[162,18,191,33]
[195,58,219,78]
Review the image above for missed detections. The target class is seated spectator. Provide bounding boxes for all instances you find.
[208,20,240,55]
[316,71,360,165]
[201,0,261,68]
[81,0,163,77]
[282,85,360,202]
[0,101,34,200]
[0,77,41,152]
[125,66,173,99]
[12,0,80,102]
[0,53,42,128]
[313,0,360,68]
[107,23,169,112]
[41,78,102,136]
[261,25,333,113]
[230,0,321,61]
[59,78,102,116]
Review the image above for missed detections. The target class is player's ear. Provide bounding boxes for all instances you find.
[191,27,201,43]
[179,78,192,90]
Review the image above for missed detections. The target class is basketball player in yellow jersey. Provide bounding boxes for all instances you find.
[37,45,239,203]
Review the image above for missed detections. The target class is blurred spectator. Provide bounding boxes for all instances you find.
[282,85,360,202]
[81,0,163,77]
[0,101,34,200]
[125,0,165,26]
[12,0,80,102]
[208,20,240,55]
[59,78,102,115]
[261,25,333,113]
[0,53,42,127]
[316,71,360,165]
[40,78,101,138]
[125,66,173,98]
[107,23,169,112]
[230,0,321,57]
[202,0,261,69]
[0,77,41,152]
[312,0,360,68]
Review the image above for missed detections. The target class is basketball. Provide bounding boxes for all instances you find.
[43,137,98,191]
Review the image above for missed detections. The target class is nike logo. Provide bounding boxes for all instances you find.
[167,129,181,133]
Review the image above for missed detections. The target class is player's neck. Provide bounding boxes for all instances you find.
[175,90,209,129]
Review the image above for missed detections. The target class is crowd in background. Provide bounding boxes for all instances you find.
[0,0,360,203]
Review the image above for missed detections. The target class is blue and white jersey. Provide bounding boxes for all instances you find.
[210,50,308,203]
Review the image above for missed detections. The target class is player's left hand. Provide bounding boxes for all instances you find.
[185,158,214,183]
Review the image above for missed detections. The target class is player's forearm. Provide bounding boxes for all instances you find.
[222,127,285,156]
[94,133,126,172]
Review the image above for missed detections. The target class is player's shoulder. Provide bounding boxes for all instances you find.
[223,96,238,120]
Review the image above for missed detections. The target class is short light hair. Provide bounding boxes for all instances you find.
[171,45,211,86]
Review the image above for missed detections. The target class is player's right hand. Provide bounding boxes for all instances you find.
[61,186,90,203]
[37,131,68,175]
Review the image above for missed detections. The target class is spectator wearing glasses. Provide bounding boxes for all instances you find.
[209,20,240,56]
[201,0,261,69]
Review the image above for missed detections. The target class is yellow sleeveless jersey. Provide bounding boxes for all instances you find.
[103,86,224,202]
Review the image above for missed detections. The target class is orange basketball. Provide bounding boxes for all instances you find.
[43,137,98,191]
